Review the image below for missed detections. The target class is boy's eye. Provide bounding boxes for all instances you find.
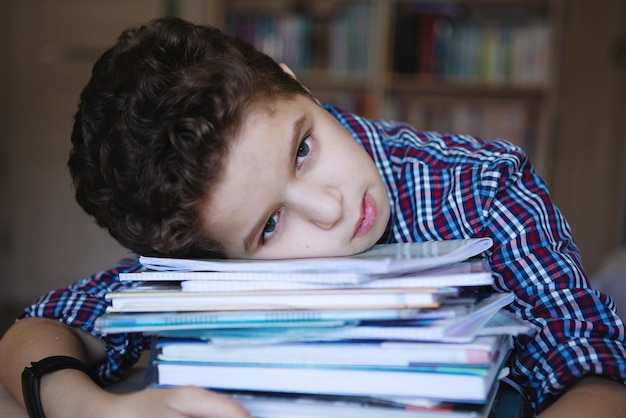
[296,136,311,168]
[262,212,279,242]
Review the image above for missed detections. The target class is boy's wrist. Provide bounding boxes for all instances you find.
[22,356,102,418]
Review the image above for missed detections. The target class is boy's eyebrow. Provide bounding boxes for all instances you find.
[287,113,308,164]
[242,112,308,254]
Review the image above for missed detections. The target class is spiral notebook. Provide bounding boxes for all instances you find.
[138,238,493,276]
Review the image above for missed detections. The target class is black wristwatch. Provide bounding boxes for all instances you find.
[21,356,103,418]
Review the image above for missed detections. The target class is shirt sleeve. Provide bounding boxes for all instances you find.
[476,142,626,412]
[18,257,151,384]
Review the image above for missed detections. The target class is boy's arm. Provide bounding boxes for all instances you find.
[0,316,105,413]
[0,317,250,418]
[537,376,626,417]
[473,143,626,412]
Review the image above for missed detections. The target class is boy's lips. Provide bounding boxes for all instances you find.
[353,192,377,238]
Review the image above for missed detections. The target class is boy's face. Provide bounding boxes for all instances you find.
[201,94,391,259]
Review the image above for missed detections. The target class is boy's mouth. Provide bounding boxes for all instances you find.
[353,192,377,238]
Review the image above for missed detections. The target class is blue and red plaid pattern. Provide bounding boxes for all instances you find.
[20,257,149,384]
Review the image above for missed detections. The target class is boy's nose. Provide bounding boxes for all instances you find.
[289,183,343,230]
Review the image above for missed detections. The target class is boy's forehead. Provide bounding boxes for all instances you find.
[205,96,304,208]
[233,95,310,148]
[248,95,302,117]
[226,98,278,147]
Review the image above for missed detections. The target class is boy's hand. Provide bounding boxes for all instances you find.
[95,386,251,418]
[38,369,250,418]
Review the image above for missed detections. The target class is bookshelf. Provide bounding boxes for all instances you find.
[219,0,564,184]
[385,0,563,181]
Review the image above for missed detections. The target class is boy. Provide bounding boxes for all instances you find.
[1,17,625,418]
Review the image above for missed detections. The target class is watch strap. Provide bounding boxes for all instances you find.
[22,356,102,418]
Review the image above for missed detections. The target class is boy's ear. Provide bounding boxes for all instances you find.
[279,62,321,106]
[279,63,297,79]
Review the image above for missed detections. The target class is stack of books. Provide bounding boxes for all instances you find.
[96,238,532,417]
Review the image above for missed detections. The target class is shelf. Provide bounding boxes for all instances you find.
[389,77,547,99]
[220,0,563,181]
[297,71,372,89]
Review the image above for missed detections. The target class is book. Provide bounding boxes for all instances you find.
[153,334,511,402]
[97,292,521,334]
[146,293,514,344]
[138,238,493,276]
[119,259,494,291]
[223,383,501,418]
[94,308,426,334]
[105,287,449,313]
[184,259,493,291]
[477,310,533,336]
[121,271,371,285]
[313,293,514,343]
[157,334,510,367]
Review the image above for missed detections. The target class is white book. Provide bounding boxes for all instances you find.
[138,238,492,276]
[119,259,493,291]
[153,335,510,402]
[105,287,447,313]
[157,334,509,367]
[190,260,492,292]
[121,271,371,285]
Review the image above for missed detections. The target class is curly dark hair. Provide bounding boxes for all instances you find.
[68,17,310,258]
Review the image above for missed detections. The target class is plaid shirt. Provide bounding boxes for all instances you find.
[22,103,626,412]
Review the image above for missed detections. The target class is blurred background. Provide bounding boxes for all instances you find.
[1,0,625,335]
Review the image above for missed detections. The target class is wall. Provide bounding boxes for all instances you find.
[0,0,214,340]
[1,1,222,318]
[5,2,154,310]
[551,0,626,275]
[1,0,16,328]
